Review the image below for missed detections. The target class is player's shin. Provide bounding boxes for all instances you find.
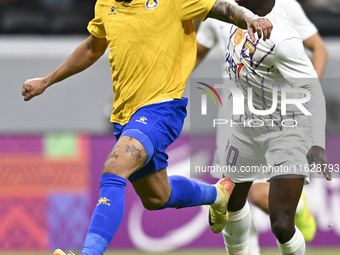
[223,201,251,255]
[81,174,127,255]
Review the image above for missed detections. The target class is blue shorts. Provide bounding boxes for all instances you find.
[113,98,188,182]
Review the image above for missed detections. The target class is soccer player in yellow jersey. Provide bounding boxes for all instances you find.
[22,0,272,254]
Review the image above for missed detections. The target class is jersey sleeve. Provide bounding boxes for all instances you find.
[87,2,107,39]
[196,19,218,49]
[284,0,318,41]
[274,38,326,148]
[274,38,317,81]
[176,0,216,21]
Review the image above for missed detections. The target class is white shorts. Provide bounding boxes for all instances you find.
[220,125,311,184]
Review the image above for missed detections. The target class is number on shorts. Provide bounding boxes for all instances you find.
[226,146,238,166]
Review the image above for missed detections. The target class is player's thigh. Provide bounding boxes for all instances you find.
[268,175,304,223]
[131,167,171,210]
[264,127,310,181]
[125,98,187,183]
[223,127,265,183]
[248,180,270,214]
[103,135,147,179]
[264,129,309,219]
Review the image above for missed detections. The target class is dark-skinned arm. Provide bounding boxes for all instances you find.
[196,43,210,67]
[303,33,328,78]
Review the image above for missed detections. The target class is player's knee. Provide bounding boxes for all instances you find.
[102,149,145,178]
[102,157,132,179]
[271,219,295,243]
[103,157,120,174]
[141,196,169,211]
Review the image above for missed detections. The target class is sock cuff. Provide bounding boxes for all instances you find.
[100,173,127,188]
[228,201,250,222]
[225,240,248,255]
[277,226,305,254]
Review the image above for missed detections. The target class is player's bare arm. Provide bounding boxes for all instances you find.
[22,35,108,101]
[303,33,328,78]
[196,43,210,67]
[206,0,273,42]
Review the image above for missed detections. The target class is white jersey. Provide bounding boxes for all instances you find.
[196,0,321,128]
[279,0,317,41]
[224,1,325,148]
[196,0,318,57]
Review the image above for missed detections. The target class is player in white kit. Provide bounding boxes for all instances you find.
[201,0,331,254]
[196,0,328,254]
[196,0,327,178]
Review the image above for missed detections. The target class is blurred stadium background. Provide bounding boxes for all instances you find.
[0,0,340,254]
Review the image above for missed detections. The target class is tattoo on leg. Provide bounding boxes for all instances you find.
[111,151,119,159]
[107,145,120,160]
[124,144,146,163]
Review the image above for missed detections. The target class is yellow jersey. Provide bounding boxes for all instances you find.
[88,0,215,125]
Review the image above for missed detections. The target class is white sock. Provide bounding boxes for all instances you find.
[223,201,251,255]
[247,217,261,255]
[277,226,305,255]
